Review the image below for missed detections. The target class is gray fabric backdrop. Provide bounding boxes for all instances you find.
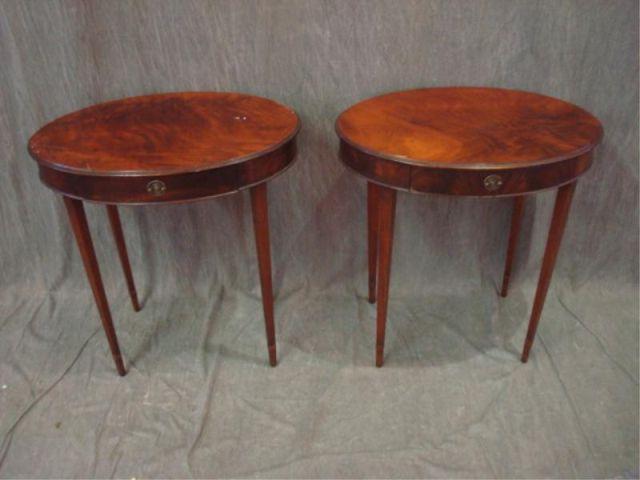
[0,0,638,478]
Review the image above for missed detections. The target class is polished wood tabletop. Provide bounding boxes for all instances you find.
[337,87,603,366]
[30,92,299,175]
[337,87,602,196]
[337,87,602,168]
[30,92,300,203]
[29,92,300,375]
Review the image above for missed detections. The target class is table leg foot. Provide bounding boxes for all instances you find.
[268,344,277,367]
[500,196,525,297]
[106,205,141,312]
[368,182,380,304]
[521,182,576,362]
[375,186,397,368]
[250,183,277,367]
[63,197,127,376]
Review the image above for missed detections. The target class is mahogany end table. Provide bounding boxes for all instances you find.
[336,87,603,367]
[29,92,300,375]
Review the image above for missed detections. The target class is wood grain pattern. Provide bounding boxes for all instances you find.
[30,92,299,373]
[338,87,602,197]
[338,87,603,365]
[29,92,300,176]
[341,142,592,196]
[337,87,602,169]
[30,92,299,205]
[38,139,296,204]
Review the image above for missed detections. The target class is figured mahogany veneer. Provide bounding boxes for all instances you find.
[336,87,603,366]
[29,92,300,375]
[30,92,299,204]
[337,87,602,197]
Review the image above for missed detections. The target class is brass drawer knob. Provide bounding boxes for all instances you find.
[483,174,503,192]
[146,180,166,196]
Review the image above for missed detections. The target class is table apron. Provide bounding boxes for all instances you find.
[39,141,296,204]
[340,141,592,196]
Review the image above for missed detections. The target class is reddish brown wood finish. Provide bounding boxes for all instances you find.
[375,184,397,367]
[29,92,299,176]
[30,93,299,374]
[367,182,380,303]
[106,205,140,311]
[30,93,299,205]
[250,183,277,367]
[521,182,576,362]
[337,87,603,365]
[500,196,525,297]
[63,197,126,376]
[337,88,601,167]
[341,144,592,197]
[337,87,601,197]
[37,140,295,204]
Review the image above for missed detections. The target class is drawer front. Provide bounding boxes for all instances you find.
[409,154,592,196]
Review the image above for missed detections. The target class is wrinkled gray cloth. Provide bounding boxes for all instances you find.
[0,1,638,478]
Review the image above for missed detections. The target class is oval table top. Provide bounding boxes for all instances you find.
[336,87,602,169]
[336,87,603,196]
[29,92,300,176]
[29,92,300,204]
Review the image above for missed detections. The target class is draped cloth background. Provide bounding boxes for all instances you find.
[0,1,638,478]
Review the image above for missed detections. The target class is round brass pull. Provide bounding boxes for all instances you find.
[483,174,503,192]
[146,180,166,196]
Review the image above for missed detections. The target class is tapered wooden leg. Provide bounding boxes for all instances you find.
[368,182,380,303]
[250,183,277,367]
[500,196,525,297]
[375,186,397,367]
[521,182,577,362]
[106,205,140,312]
[63,197,126,376]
